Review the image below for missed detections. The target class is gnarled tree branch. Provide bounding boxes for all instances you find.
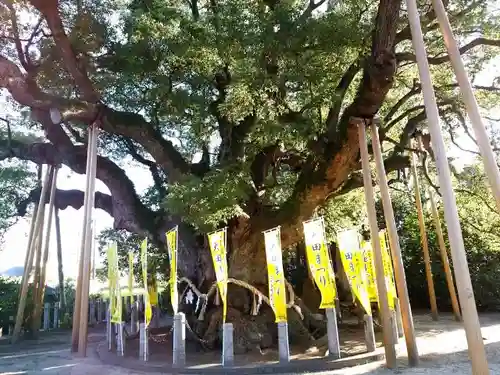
[397,37,500,65]
[0,53,191,181]
[29,0,100,102]
[0,136,155,235]
[17,187,113,217]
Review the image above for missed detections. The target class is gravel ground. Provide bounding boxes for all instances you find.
[1,313,499,374]
[302,313,500,375]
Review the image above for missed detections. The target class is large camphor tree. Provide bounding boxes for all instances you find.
[1,0,500,350]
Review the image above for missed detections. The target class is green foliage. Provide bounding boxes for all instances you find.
[321,189,366,242]
[96,229,169,283]
[0,276,78,332]
[0,277,19,331]
[164,167,250,231]
[0,162,37,242]
[379,185,500,311]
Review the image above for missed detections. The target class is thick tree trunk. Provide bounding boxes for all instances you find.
[180,219,330,353]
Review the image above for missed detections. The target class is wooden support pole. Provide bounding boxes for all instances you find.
[370,121,419,366]
[410,150,438,320]
[12,166,53,343]
[431,0,500,214]
[77,124,99,357]
[18,165,42,295]
[429,191,461,322]
[55,207,66,311]
[19,201,38,299]
[405,0,489,373]
[31,168,52,334]
[358,122,397,369]
[416,137,462,322]
[71,126,96,352]
[32,167,59,335]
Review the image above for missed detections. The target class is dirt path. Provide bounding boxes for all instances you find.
[0,313,499,374]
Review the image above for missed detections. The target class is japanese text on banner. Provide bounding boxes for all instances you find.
[379,230,396,310]
[108,243,122,323]
[302,218,336,308]
[166,227,178,314]
[338,229,371,315]
[361,240,378,303]
[263,227,287,323]
[140,238,152,326]
[208,228,229,322]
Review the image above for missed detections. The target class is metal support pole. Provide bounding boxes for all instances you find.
[89,300,96,325]
[173,313,186,368]
[131,301,139,334]
[371,121,419,365]
[106,308,114,351]
[97,299,103,323]
[405,0,489,372]
[53,303,59,329]
[277,322,291,363]
[358,122,397,368]
[325,308,341,359]
[431,0,500,214]
[43,303,50,330]
[139,323,149,361]
[222,323,234,367]
[364,314,376,352]
[116,322,125,357]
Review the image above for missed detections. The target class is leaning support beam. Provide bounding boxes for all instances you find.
[411,147,438,321]
[72,126,96,351]
[55,207,66,311]
[19,168,39,297]
[417,137,462,322]
[405,1,489,373]
[32,166,59,335]
[77,124,100,357]
[31,168,52,335]
[358,121,397,369]
[370,121,419,366]
[431,0,500,214]
[429,191,462,322]
[12,166,53,343]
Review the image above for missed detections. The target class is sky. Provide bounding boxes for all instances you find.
[0,159,154,291]
[0,3,499,290]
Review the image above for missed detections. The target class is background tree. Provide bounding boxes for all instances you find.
[0,0,500,350]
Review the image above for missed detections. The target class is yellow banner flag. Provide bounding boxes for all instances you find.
[166,227,178,314]
[148,276,159,306]
[108,243,122,323]
[338,229,371,315]
[263,227,287,323]
[302,217,336,309]
[379,230,396,310]
[140,238,152,326]
[361,240,378,303]
[128,251,134,298]
[208,228,229,322]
